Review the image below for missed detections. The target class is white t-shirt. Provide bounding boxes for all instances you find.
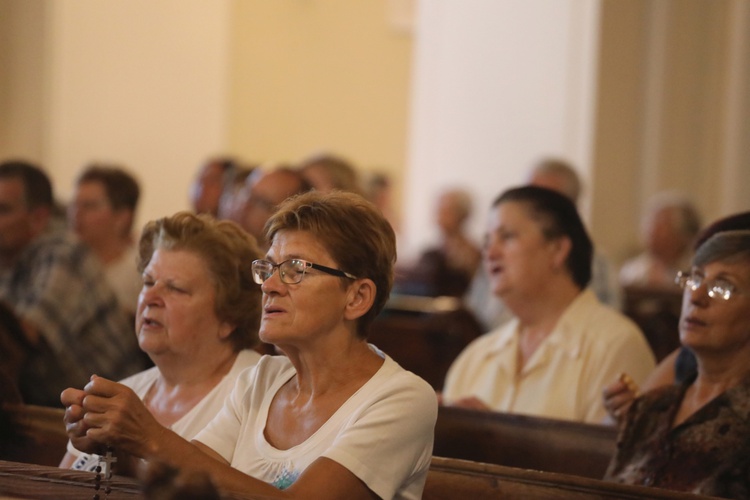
[104,244,142,315]
[68,349,261,471]
[443,289,656,423]
[195,347,437,500]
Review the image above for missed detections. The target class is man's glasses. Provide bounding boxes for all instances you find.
[251,259,357,285]
[675,270,736,301]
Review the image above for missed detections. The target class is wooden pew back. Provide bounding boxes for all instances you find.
[0,404,68,466]
[433,406,618,479]
[622,285,682,362]
[424,457,721,500]
[368,299,483,390]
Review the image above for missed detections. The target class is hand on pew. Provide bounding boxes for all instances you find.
[438,393,491,411]
[602,373,638,426]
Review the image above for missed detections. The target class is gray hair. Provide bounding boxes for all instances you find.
[643,191,701,240]
[693,230,750,267]
[529,158,582,203]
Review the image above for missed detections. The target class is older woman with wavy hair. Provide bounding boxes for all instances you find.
[60,212,263,471]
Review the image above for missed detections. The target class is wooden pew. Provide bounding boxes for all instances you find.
[0,459,142,499]
[433,406,618,479]
[622,285,682,362]
[0,459,273,500]
[0,403,68,466]
[368,296,483,391]
[424,457,721,499]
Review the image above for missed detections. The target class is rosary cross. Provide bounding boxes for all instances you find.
[100,448,117,479]
[93,447,116,500]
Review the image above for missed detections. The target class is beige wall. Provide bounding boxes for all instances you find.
[227,0,413,218]
[0,0,46,162]
[592,0,750,265]
[403,0,602,260]
[2,0,748,269]
[0,0,232,234]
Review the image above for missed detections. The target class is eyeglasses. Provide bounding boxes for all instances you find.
[251,259,357,285]
[675,270,736,301]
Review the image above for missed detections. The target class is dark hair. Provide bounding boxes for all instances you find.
[265,190,396,337]
[77,164,140,212]
[138,212,263,351]
[0,160,54,209]
[493,185,593,288]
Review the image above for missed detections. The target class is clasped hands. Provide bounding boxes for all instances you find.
[61,375,158,460]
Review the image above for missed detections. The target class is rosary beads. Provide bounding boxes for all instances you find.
[93,447,116,500]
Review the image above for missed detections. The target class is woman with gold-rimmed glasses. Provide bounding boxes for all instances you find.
[605,230,750,498]
[63,190,437,500]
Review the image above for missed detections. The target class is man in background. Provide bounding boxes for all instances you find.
[68,164,142,316]
[189,157,238,217]
[0,160,145,406]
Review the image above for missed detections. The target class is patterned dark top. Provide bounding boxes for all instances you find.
[605,376,750,499]
[0,229,146,406]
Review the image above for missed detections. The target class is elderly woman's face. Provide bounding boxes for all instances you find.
[484,201,562,301]
[136,248,234,359]
[679,258,750,354]
[258,230,351,347]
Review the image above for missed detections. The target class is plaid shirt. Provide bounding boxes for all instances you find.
[0,229,146,406]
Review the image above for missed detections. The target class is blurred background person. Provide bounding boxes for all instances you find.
[605,230,750,498]
[0,160,144,407]
[620,191,701,289]
[401,187,481,298]
[216,164,257,225]
[442,186,655,423]
[237,166,311,248]
[189,157,238,217]
[298,152,363,194]
[363,170,399,233]
[68,164,142,316]
[60,211,264,471]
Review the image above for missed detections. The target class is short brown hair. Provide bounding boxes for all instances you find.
[265,191,396,337]
[77,164,140,212]
[137,212,263,350]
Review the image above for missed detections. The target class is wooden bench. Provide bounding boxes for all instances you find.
[424,457,721,499]
[0,403,68,466]
[368,297,483,390]
[433,406,618,479]
[622,285,682,362]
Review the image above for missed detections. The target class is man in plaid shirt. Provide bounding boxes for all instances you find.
[0,160,146,406]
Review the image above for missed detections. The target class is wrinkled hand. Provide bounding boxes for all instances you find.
[73,375,162,458]
[61,384,101,455]
[602,373,638,425]
[445,396,492,411]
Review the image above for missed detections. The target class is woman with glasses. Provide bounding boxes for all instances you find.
[60,212,263,471]
[603,210,750,424]
[62,191,437,500]
[441,186,655,423]
[605,230,750,498]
